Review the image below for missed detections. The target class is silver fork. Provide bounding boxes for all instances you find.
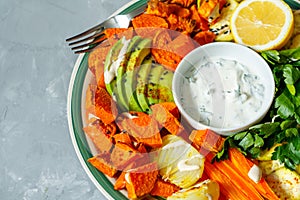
[66,4,147,54]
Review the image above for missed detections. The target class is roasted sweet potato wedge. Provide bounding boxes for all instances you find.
[150,178,180,197]
[126,162,159,199]
[117,112,163,148]
[88,153,117,177]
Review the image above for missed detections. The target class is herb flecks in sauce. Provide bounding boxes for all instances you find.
[180,57,265,129]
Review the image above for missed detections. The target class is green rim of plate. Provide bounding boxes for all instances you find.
[70,0,149,199]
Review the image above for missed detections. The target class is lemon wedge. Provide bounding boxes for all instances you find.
[230,0,294,51]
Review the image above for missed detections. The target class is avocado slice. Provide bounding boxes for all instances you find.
[158,69,174,103]
[104,38,126,96]
[135,56,153,113]
[146,63,165,106]
[114,36,143,111]
[123,38,152,112]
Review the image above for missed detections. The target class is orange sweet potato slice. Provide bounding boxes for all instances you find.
[94,86,118,124]
[155,102,180,119]
[88,153,117,177]
[114,171,127,190]
[167,33,196,58]
[110,142,142,170]
[103,27,134,46]
[88,44,111,88]
[198,0,226,19]
[132,14,169,38]
[190,4,209,31]
[152,28,172,49]
[146,0,171,18]
[151,31,182,71]
[170,0,195,7]
[150,178,180,197]
[189,129,225,154]
[193,30,216,46]
[117,112,163,148]
[166,4,191,18]
[151,30,196,71]
[126,162,159,199]
[146,0,191,18]
[83,125,113,153]
[151,103,185,136]
[113,132,132,146]
[90,118,117,138]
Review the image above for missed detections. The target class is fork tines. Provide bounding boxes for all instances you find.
[66,24,107,54]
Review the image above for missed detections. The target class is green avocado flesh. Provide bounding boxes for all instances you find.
[104,39,124,96]
[136,57,153,113]
[158,69,174,103]
[103,36,174,113]
[146,64,165,106]
[114,36,143,111]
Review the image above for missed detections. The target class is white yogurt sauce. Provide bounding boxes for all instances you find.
[180,57,264,128]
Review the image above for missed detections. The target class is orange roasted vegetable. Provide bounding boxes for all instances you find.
[204,150,280,200]
[207,154,264,200]
[88,41,110,76]
[116,112,163,148]
[155,102,180,120]
[170,0,195,7]
[228,148,280,200]
[150,103,185,136]
[198,0,227,22]
[94,86,118,124]
[146,0,190,18]
[204,160,252,200]
[190,4,209,31]
[189,129,224,154]
[88,153,117,177]
[103,27,134,46]
[193,30,216,45]
[126,162,159,199]
[110,142,143,170]
[150,178,180,197]
[151,29,196,71]
[167,33,196,58]
[132,14,169,38]
[114,171,127,190]
[112,132,132,146]
[83,125,113,153]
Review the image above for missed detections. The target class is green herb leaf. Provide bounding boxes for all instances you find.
[285,128,298,137]
[238,133,254,150]
[275,91,295,118]
[254,134,264,147]
[283,65,300,85]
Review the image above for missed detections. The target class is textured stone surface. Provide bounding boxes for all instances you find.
[0,0,130,199]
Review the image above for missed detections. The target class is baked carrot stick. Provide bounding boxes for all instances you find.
[228,148,280,200]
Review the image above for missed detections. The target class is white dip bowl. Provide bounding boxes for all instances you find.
[172,42,275,136]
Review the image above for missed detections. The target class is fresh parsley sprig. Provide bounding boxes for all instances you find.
[215,47,300,171]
